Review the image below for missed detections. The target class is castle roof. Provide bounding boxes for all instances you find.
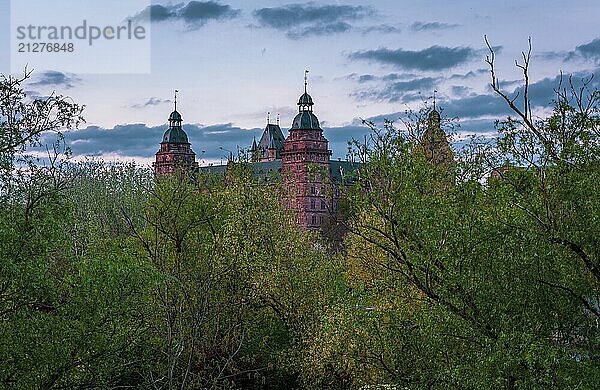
[292,111,320,130]
[162,109,189,143]
[162,127,189,143]
[298,92,313,106]
[258,124,285,151]
[169,110,182,122]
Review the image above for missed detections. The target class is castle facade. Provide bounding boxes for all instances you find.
[153,82,449,231]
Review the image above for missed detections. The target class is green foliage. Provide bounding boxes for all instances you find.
[2,65,600,389]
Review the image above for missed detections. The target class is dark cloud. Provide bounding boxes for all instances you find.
[35,119,373,163]
[253,3,372,29]
[345,72,420,83]
[137,5,175,22]
[574,37,600,59]
[352,77,438,103]
[449,68,488,80]
[132,1,240,28]
[360,24,401,34]
[39,123,258,161]
[348,45,477,71]
[130,97,172,109]
[410,21,459,32]
[444,71,600,119]
[253,3,373,39]
[30,71,81,89]
[359,69,600,126]
[441,94,508,118]
[357,74,376,83]
[325,124,372,157]
[543,38,600,62]
[286,21,352,39]
[381,73,419,81]
[180,1,240,23]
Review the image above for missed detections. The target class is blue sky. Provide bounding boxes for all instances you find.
[2,0,600,165]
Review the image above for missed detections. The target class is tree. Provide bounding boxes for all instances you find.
[0,73,157,388]
[327,40,600,388]
[0,70,84,176]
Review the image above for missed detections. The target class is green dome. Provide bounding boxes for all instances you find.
[298,92,313,106]
[292,111,320,130]
[162,127,189,143]
[169,110,182,121]
[429,108,441,122]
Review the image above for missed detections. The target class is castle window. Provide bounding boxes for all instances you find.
[311,199,315,209]
[311,215,317,225]
[321,200,326,210]
[311,185,316,195]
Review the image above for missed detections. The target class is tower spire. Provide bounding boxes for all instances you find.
[277,113,280,126]
[267,111,271,125]
[304,69,309,94]
[174,89,179,111]
[432,89,437,111]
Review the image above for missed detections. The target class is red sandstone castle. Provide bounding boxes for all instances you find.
[153,79,449,231]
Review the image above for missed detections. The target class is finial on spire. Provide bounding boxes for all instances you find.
[304,69,309,94]
[432,89,437,111]
[174,89,179,111]
[267,111,271,125]
[277,113,280,126]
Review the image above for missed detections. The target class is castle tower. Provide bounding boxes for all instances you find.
[153,93,198,175]
[417,107,453,166]
[281,73,332,230]
[251,114,286,162]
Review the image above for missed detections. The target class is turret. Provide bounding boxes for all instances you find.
[153,90,198,175]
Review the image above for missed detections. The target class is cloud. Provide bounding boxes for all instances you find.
[129,97,173,109]
[345,74,377,83]
[135,4,175,22]
[348,45,477,71]
[449,68,488,80]
[358,69,600,127]
[360,24,401,34]
[545,38,600,62]
[410,21,459,32]
[38,123,258,162]
[536,51,569,61]
[352,77,439,103]
[574,37,600,60]
[442,71,600,119]
[253,3,373,39]
[441,94,508,118]
[253,3,372,29]
[29,71,81,89]
[358,74,376,83]
[179,1,241,23]
[345,72,421,83]
[132,1,240,28]
[34,119,373,165]
[286,21,352,39]
[325,124,372,157]
[451,85,471,97]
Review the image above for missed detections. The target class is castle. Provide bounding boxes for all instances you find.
[153,79,449,231]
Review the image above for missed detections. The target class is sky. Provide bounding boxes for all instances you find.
[2,0,600,165]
